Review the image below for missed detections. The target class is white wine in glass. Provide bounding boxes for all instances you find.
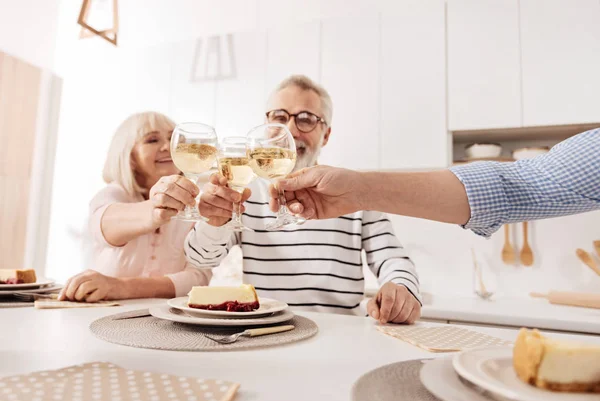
[247,123,299,230]
[217,137,256,231]
[170,122,218,221]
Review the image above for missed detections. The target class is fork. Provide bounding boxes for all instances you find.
[13,292,58,301]
[204,325,295,344]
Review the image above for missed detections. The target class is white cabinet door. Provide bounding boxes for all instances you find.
[447,0,521,130]
[214,32,267,137]
[265,21,321,96]
[520,0,600,126]
[380,0,447,169]
[169,39,217,126]
[320,15,380,170]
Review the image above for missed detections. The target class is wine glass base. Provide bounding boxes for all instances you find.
[171,211,209,223]
[265,214,303,231]
[222,221,253,232]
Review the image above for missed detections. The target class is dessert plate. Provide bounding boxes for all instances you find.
[0,278,55,290]
[420,357,491,401]
[149,305,295,327]
[453,347,598,401]
[167,297,288,319]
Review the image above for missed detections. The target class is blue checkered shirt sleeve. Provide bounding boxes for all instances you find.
[449,129,600,237]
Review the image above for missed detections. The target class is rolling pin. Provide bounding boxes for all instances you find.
[530,291,600,309]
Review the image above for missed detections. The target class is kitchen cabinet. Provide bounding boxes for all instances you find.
[320,15,380,170]
[520,0,600,126]
[447,0,521,130]
[265,21,321,97]
[380,0,447,169]
[214,31,267,137]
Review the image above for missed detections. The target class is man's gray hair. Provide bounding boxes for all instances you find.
[271,75,333,125]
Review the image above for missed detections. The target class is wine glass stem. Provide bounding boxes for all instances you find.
[277,186,291,216]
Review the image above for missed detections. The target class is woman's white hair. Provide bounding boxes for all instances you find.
[102,111,175,198]
[270,75,333,125]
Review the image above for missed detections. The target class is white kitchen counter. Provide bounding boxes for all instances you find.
[421,294,600,335]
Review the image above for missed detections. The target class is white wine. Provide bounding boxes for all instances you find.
[248,147,297,180]
[218,157,255,192]
[172,143,217,175]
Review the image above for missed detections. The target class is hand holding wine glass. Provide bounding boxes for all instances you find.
[148,175,199,227]
[198,173,252,227]
[170,122,218,221]
[247,123,299,230]
[217,137,257,231]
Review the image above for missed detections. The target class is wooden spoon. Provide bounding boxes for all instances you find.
[520,222,534,266]
[501,225,516,265]
[576,248,600,276]
[594,240,600,259]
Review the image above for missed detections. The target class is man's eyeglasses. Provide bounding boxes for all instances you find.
[265,109,327,133]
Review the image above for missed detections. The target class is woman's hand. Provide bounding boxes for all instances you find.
[148,175,199,228]
[58,270,124,302]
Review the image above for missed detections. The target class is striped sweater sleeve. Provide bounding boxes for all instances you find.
[184,222,239,269]
[362,211,422,306]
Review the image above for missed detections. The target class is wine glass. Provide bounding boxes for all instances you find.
[170,122,218,221]
[217,136,256,232]
[247,123,299,230]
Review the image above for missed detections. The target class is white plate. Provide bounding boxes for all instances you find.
[167,296,288,319]
[0,278,55,291]
[149,304,295,327]
[0,284,63,298]
[420,357,493,401]
[453,347,599,401]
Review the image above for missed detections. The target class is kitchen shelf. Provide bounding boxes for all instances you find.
[452,122,600,144]
[452,157,515,166]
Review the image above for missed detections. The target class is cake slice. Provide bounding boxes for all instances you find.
[0,269,36,284]
[188,284,260,312]
[513,328,600,392]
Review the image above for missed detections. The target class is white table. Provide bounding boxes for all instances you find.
[2,299,600,401]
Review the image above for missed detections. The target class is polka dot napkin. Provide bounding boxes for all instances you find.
[0,362,239,401]
[377,325,512,352]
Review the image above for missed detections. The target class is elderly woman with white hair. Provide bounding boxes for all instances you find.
[58,111,211,302]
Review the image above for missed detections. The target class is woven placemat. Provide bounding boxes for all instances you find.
[90,309,318,351]
[352,360,439,401]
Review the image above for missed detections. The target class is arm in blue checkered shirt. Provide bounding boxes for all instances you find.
[449,129,600,237]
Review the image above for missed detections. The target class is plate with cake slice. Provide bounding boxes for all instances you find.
[167,284,288,318]
[452,328,600,401]
[150,304,295,327]
[0,269,54,290]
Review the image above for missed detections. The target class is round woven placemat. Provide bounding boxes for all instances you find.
[352,360,439,401]
[90,309,318,351]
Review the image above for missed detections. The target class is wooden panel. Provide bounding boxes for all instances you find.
[447,0,521,130]
[0,52,41,269]
[520,0,600,126]
[380,0,448,169]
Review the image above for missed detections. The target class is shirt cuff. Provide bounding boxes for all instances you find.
[449,162,509,237]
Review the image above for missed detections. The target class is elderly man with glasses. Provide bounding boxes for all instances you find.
[184,75,422,324]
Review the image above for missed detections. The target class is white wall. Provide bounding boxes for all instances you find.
[0,0,60,71]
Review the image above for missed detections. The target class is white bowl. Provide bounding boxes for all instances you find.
[464,143,502,159]
[512,147,549,160]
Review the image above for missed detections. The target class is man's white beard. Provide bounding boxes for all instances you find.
[293,137,323,172]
